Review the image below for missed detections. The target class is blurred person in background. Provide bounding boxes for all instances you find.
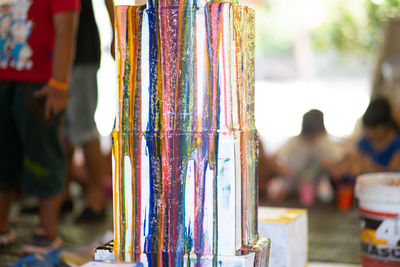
[336,98,400,177]
[64,0,114,223]
[267,109,345,206]
[0,0,79,252]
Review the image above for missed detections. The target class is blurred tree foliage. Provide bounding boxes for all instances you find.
[256,0,400,57]
[312,0,400,56]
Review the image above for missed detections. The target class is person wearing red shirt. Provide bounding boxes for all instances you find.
[0,0,80,253]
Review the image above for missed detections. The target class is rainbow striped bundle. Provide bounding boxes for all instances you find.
[109,0,270,265]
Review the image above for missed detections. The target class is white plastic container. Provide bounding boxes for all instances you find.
[355,173,400,267]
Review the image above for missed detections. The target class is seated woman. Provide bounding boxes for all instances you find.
[356,98,400,172]
[268,109,345,205]
[335,98,400,181]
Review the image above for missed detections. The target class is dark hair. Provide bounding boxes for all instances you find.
[301,109,326,136]
[362,98,398,130]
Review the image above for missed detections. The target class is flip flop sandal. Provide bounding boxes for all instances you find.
[0,230,16,246]
[22,233,63,255]
[7,248,63,267]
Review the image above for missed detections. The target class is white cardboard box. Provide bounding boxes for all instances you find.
[258,207,308,267]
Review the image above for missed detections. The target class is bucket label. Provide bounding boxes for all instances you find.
[360,211,400,262]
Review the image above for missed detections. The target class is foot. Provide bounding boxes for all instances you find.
[75,206,105,224]
[21,231,63,254]
[0,230,16,246]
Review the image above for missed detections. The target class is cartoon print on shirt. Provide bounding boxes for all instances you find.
[0,0,32,70]
[9,19,32,70]
[0,5,12,68]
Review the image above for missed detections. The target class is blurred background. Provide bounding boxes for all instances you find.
[3,0,400,265]
[92,0,400,152]
[88,5,400,261]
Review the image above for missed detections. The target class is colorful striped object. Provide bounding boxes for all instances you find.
[111,0,269,265]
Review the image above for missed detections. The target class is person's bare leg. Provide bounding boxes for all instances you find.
[82,138,104,212]
[38,194,63,239]
[0,190,15,232]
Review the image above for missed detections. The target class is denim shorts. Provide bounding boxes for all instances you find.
[65,64,99,146]
[0,81,65,198]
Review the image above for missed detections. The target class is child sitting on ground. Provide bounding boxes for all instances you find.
[268,109,345,205]
[339,98,400,176]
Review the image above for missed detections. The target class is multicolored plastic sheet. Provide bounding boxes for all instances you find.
[112,0,268,265]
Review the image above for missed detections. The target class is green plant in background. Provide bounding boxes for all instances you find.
[256,0,400,58]
[312,0,400,56]
[311,0,369,56]
[368,0,400,30]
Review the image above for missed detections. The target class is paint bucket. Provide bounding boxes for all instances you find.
[336,184,353,211]
[355,173,400,267]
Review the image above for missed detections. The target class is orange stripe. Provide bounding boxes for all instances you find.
[359,207,398,219]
